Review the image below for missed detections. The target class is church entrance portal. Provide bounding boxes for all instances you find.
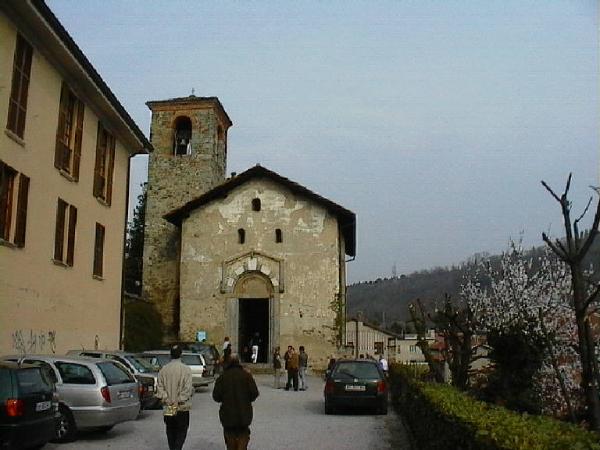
[238,298,269,363]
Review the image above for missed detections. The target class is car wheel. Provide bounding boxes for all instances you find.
[378,400,388,415]
[325,400,335,415]
[53,405,76,443]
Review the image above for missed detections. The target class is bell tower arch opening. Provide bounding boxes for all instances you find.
[233,272,274,364]
[173,116,192,155]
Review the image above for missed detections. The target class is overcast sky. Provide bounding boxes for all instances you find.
[48,0,598,283]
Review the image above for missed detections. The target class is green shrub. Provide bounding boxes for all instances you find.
[389,364,600,450]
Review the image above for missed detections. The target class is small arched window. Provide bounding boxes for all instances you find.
[275,229,282,243]
[238,228,245,244]
[173,116,192,156]
[252,198,261,212]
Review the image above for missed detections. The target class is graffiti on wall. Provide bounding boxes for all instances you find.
[11,329,57,354]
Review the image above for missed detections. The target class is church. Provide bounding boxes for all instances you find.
[142,95,355,369]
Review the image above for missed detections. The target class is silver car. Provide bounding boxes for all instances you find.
[142,351,209,388]
[66,350,159,409]
[1,355,140,442]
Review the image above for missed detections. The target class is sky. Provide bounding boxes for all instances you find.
[47,0,599,283]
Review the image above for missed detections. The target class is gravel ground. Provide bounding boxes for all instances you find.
[45,374,412,450]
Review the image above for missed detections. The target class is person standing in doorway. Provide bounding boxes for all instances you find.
[212,353,259,450]
[273,346,283,389]
[298,346,308,390]
[285,346,299,391]
[223,336,231,352]
[156,345,194,450]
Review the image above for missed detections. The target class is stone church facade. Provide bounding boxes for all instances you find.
[143,96,355,369]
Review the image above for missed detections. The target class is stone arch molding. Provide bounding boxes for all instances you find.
[220,251,284,294]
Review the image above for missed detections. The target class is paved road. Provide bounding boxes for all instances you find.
[45,374,412,450]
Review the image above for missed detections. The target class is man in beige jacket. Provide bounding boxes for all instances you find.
[156,345,194,450]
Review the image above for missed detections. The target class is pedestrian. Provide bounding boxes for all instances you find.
[285,346,299,391]
[273,346,283,388]
[379,354,388,375]
[222,336,231,352]
[156,345,194,450]
[298,345,308,390]
[212,353,259,450]
[250,332,261,363]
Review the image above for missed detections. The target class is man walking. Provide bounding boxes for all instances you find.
[298,346,308,390]
[213,353,259,450]
[156,345,194,450]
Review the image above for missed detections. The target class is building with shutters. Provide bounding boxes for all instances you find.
[143,96,356,369]
[0,1,150,355]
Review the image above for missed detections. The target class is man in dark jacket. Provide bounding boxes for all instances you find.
[212,353,259,450]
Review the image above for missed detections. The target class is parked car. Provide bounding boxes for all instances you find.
[141,351,209,387]
[177,342,220,376]
[0,360,58,449]
[66,350,159,409]
[1,355,140,443]
[323,359,388,415]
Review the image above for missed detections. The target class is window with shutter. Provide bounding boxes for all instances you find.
[94,123,116,205]
[53,198,77,266]
[54,83,84,180]
[93,223,105,278]
[6,34,33,139]
[0,160,29,247]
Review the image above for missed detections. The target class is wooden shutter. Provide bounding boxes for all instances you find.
[72,100,84,180]
[93,223,105,277]
[7,34,32,138]
[66,205,77,266]
[54,84,68,169]
[93,123,105,198]
[54,198,67,261]
[106,134,115,205]
[0,162,11,240]
[14,174,29,247]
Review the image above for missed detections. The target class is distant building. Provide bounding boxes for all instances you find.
[344,319,435,363]
[0,1,150,355]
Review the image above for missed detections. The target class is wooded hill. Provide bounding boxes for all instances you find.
[347,235,600,330]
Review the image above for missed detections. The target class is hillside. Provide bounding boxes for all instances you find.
[347,234,600,329]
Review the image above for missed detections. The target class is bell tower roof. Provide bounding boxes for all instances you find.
[146,95,232,128]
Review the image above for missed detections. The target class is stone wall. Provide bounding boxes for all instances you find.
[178,178,345,370]
[143,100,229,340]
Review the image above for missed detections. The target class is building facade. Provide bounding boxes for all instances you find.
[345,320,435,363]
[143,97,356,369]
[0,1,150,355]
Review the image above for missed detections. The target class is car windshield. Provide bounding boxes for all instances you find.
[124,355,156,373]
[181,355,202,366]
[333,362,381,380]
[17,367,53,394]
[98,362,134,385]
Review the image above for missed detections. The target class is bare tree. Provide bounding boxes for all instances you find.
[408,299,444,383]
[542,174,600,430]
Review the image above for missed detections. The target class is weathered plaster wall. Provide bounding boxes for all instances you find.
[179,178,343,369]
[143,101,228,340]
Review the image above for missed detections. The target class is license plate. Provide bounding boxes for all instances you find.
[36,401,51,411]
[345,385,366,392]
[118,391,132,399]
[147,385,154,392]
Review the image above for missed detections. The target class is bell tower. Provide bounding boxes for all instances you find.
[143,95,232,341]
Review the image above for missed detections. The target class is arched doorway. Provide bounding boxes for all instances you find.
[232,273,275,364]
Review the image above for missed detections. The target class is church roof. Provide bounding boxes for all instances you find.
[164,165,356,256]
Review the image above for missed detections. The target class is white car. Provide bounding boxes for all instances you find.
[142,351,208,387]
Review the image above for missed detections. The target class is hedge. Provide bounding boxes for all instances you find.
[389,364,600,450]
